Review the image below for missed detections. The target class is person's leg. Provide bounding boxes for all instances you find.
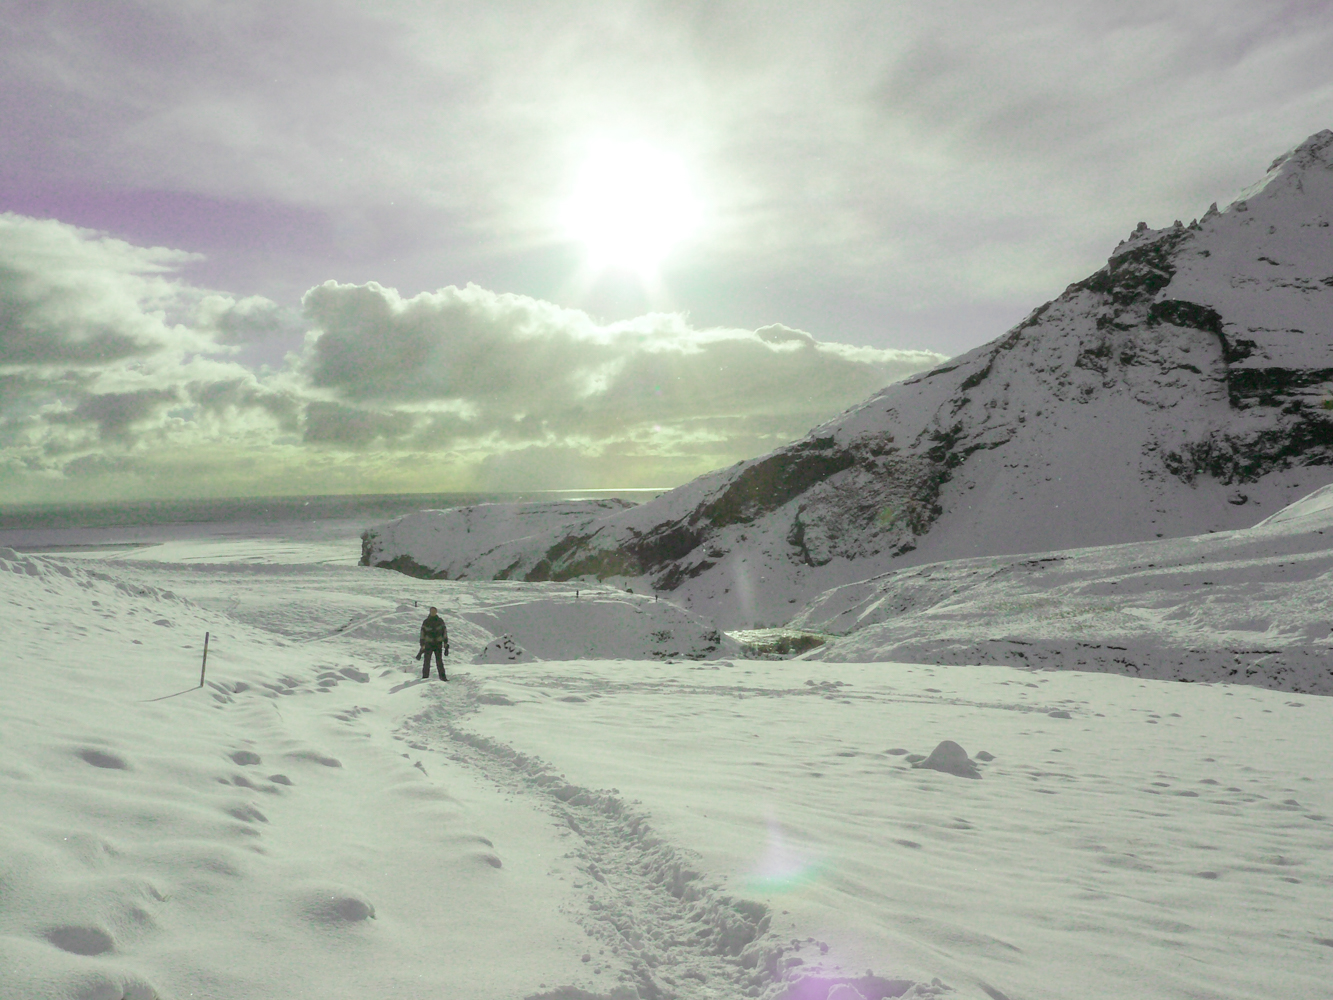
[421,646,431,679]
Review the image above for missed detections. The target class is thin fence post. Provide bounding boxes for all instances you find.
[199,632,210,687]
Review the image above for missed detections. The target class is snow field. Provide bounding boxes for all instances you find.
[0,549,608,999]
[459,658,1333,1000]
[4,532,1332,1000]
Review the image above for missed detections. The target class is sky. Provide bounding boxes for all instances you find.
[2,1,1331,503]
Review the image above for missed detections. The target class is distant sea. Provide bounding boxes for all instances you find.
[0,489,666,553]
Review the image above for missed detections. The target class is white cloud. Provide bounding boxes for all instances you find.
[0,219,945,500]
[0,213,206,365]
[298,281,944,469]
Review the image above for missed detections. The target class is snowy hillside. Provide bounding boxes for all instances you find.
[3,532,1331,1000]
[360,498,633,582]
[364,130,1333,628]
[791,484,1333,694]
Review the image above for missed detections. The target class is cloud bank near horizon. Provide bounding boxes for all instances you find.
[0,214,945,503]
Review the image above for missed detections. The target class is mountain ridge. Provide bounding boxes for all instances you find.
[363,130,1333,628]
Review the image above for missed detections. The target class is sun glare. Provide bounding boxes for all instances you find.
[562,142,701,274]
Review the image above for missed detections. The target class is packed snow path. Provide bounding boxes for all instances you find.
[404,677,809,1000]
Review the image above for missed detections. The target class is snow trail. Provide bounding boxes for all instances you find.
[403,676,799,1000]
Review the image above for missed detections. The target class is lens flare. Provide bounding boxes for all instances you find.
[746,819,822,893]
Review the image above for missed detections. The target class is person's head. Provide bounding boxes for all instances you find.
[429,606,438,614]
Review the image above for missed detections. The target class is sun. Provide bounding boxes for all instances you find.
[561,141,701,275]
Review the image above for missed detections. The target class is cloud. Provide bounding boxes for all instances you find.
[303,400,415,448]
[298,280,945,483]
[0,216,945,501]
[198,293,305,346]
[0,213,205,365]
[0,216,308,497]
[61,387,181,442]
[5,2,1331,362]
[186,375,302,432]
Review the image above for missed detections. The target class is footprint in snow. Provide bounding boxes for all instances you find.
[44,924,115,956]
[297,886,375,924]
[76,748,129,770]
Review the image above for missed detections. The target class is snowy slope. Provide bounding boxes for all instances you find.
[364,130,1333,628]
[360,499,634,581]
[790,484,1333,694]
[4,531,1331,1000]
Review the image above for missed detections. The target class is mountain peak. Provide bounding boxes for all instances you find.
[1232,127,1333,210]
[1269,128,1333,173]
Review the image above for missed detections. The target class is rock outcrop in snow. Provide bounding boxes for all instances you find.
[367,131,1333,628]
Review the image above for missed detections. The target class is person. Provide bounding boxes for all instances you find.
[419,606,449,680]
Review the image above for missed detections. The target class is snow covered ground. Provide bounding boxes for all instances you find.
[794,485,1333,695]
[2,517,1331,999]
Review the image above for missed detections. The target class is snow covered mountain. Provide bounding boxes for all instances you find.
[365,130,1333,628]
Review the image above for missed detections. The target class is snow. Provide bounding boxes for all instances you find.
[792,481,1333,694]
[361,499,635,581]
[454,655,1332,1000]
[3,506,1331,999]
[5,129,1333,1000]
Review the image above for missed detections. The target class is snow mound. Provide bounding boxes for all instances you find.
[910,740,980,779]
[1255,482,1333,525]
[477,634,534,663]
[460,592,736,661]
[0,550,604,999]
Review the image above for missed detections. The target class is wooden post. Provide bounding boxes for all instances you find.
[199,632,210,687]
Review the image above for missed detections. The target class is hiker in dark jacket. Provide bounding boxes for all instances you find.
[419,607,449,680]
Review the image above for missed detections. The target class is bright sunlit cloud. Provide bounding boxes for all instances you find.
[561,141,702,274]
